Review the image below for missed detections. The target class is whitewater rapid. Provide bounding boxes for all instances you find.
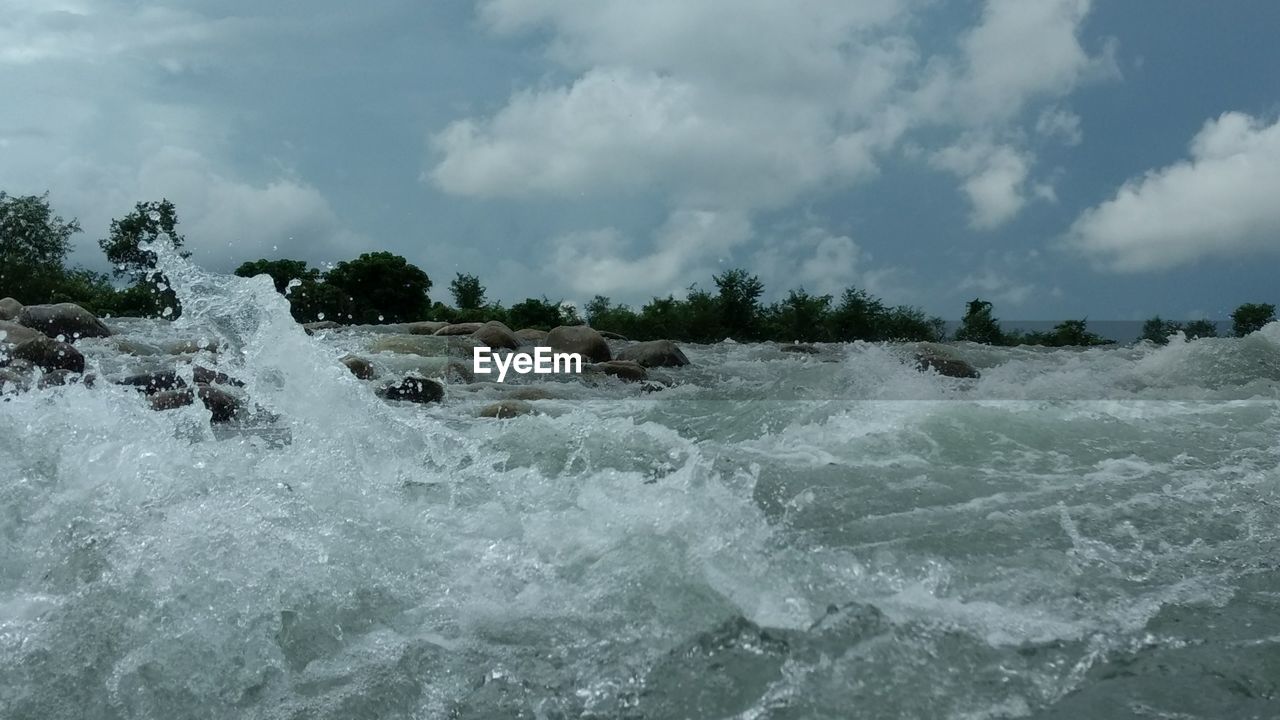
[3,256,1279,718]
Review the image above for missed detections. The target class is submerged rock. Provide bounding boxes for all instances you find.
[405,320,449,335]
[471,320,521,350]
[377,375,444,404]
[505,386,557,401]
[11,336,85,373]
[0,297,21,321]
[0,320,44,349]
[37,369,93,389]
[477,399,535,419]
[117,370,186,394]
[149,383,243,422]
[591,360,648,382]
[303,320,342,334]
[340,355,376,380]
[17,302,111,341]
[161,339,218,355]
[915,351,980,379]
[0,367,31,393]
[193,365,245,387]
[546,325,611,362]
[617,339,690,367]
[369,335,448,357]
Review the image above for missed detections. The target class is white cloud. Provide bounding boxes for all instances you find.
[433,0,1111,236]
[931,139,1037,229]
[959,268,1036,307]
[1068,112,1280,271]
[549,209,753,300]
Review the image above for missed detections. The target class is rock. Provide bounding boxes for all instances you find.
[0,320,44,349]
[369,335,449,357]
[108,337,163,356]
[477,399,535,419]
[514,328,548,344]
[617,339,690,367]
[193,365,245,387]
[445,359,475,384]
[433,322,483,336]
[915,351,980,379]
[117,370,186,394]
[598,330,628,340]
[149,383,243,422]
[780,343,819,354]
[0,297,21,321]
[471,320,521,350]
[340,355,376,380]
[546,325,611,363]
[0,367,31,394]
[303,320,342,334]
[377,375,444,404]
[17,303,110,341]
[10,336,85,373]
[37,369,89,389]
[406,321,449,335]
[593,360,648,382]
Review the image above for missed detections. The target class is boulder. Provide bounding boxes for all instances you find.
[471,320,521,350]
[17,303,110,341]
[0,320,44,349]
[406,321,449,335]
[37,369,92,389]
[505,386,557,401]
[0,367,31,394]
[914,351,980,379]
[369,335,448,357]
[161,339,218,355]
[10,336,85,373]
[377,375,444,404]
[193,365,245,387]
[340,355,376,380]
[780,343,819,354]
[514,328,548,344]
[617,339,690,367]
[108,337,163,356]
[0,297,21,321]
[149,383,243,422]
[598,330,628,341]
[593,360,648,382]
[433,322,483,336]
[477,399,535,419]
[546,325,611,363]
[117,370,186,394]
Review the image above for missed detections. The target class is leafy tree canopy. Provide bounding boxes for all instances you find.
[0,191,81,301]
[1231,303,1275,337]
[323,251,432,324]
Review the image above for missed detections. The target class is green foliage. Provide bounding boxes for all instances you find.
[0,191,82,302]
[1231,303,1275,337]
[713,268,764,341]
[507,296,576,330]
[585,295,642,338]
[766,289,833,343]
[323,251,432,324]
[955,298,1010,345]
[449,273,487,310]
[1183,319,1217,339]
[1141,316,1182,345]
[827,288,886,341]
[233,258,344,322]
[98,199,189,318]
[1019,319,1110,347]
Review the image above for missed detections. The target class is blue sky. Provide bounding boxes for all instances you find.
[2,0,1279,320]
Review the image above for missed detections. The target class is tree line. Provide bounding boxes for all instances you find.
[2,191,1275,345]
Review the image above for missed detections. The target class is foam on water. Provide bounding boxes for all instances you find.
[3,250,1280,718]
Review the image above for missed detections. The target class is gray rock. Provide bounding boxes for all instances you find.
[17,302,111,341]
[915,351,980,379]
[514,328,548,343]
[477,399,535,418]
[433,322,483,336]
[11,336,85,373]
[149,383,243,422]
[0,297,21,321]
[0,367,31,394]
[617,339,690,367]
[471,320,521,350]
[340,355,376,380]
[546,325,611,362]
[117,370,186,394]
[303,320,342,334]
[592,360,647,382]
[0,320,44,349]
[405,320,449,335]
[193,365,244,387]
[377,375,444,404]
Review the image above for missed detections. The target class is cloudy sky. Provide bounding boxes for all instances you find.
[3,0,1279,320]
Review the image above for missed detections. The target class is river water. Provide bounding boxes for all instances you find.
[2,255,1279,718]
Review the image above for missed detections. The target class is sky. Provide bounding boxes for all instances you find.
[2,0,1279,320]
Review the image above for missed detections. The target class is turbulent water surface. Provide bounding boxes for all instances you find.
[3,258,1279,719]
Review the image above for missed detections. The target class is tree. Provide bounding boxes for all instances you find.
[99,199,188,281]
[234,258,343,322]
[507,296,570,330]
[827,287,886,341]
[767,288,832,343]
[1183,319,1218,339]
[1231,303,1275,337]
[881,305,946,342]
[954,298,1008,345]
[323,252,432,324]
[449,273,487,311]
[1141,316,1182,345]
[99,199,189,318]
[713,268,764,341]
[1022,319,1109,347]
[0,191,81,302]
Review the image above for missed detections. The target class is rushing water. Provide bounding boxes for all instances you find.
[2,256,1279,719]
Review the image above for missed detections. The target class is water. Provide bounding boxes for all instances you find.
[2,255,1279,718]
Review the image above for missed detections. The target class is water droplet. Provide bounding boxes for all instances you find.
[317,312,326,320]
[378,315,384,322]
[162,307,173,318]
